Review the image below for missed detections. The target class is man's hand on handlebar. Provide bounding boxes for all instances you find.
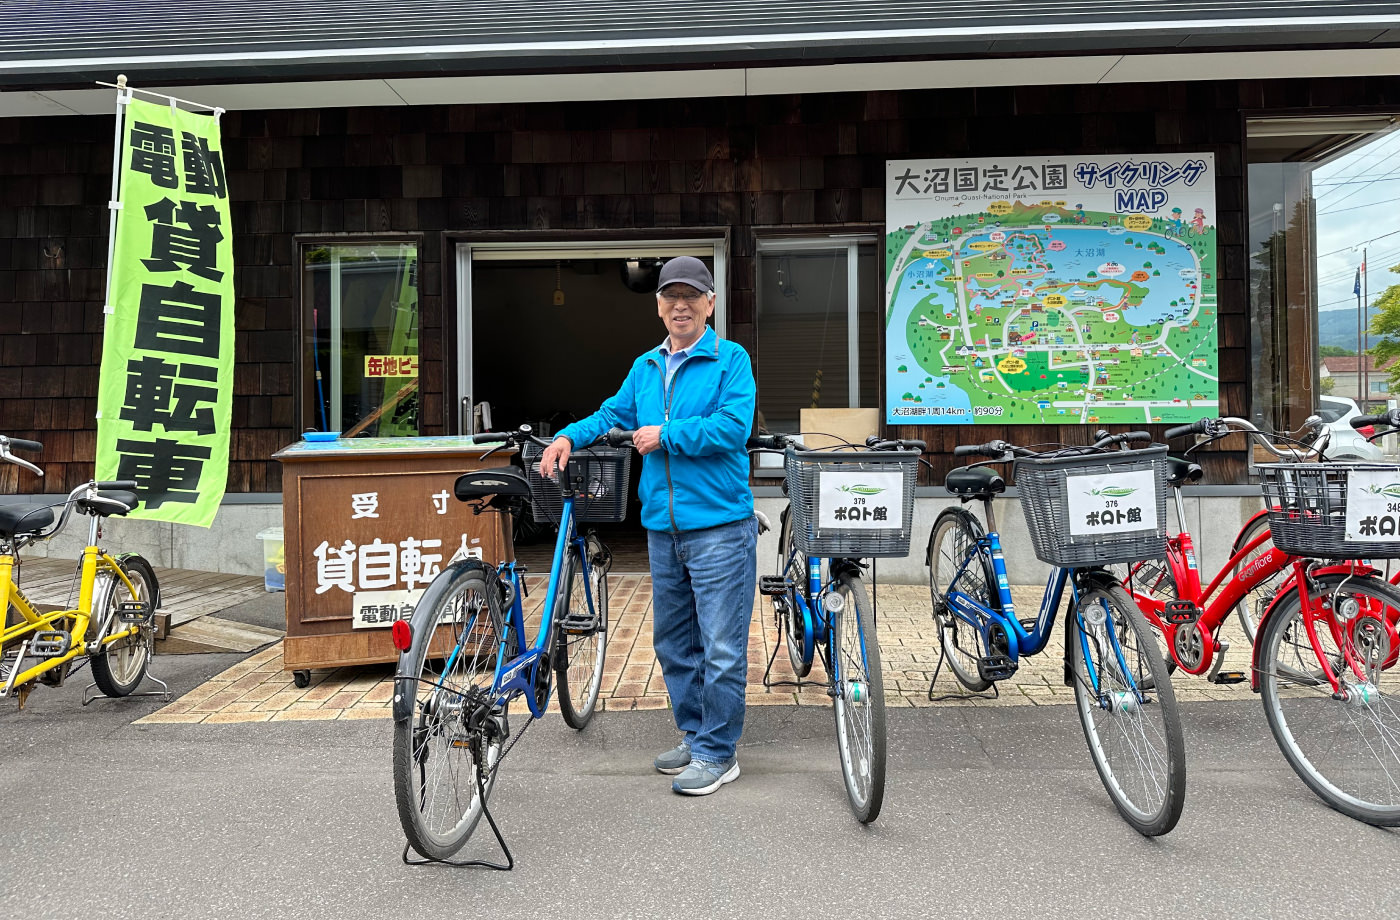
[539,436,572,480]
[634,425,663,455]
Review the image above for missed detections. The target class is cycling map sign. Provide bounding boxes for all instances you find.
[885,154,1217,425]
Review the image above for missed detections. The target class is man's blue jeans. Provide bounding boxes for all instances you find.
[647,515,758,764]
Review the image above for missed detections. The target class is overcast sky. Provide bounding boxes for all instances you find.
[1315,127,1400,322]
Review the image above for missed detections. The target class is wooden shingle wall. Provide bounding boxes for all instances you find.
[5,77,1400,494]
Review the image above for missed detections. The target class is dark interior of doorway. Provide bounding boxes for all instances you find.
[472,256,711,573]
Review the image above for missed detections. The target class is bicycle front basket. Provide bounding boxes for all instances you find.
[1259,462,1400,559]
[784,446,920,558]
[521,442,632,524]
[1013,444,1169,568]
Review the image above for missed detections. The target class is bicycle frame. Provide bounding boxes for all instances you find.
[787,552,860,685]
[944,522,1147,702]
[431,495,595,721]
[0,540,143,696]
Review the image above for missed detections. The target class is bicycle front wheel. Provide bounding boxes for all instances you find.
[392,565,509,861]
[90,554,158,697]
[555,542,608,729]
[831,573,886,823]
[1068,580,1185,836]
[1257,574,1400,826]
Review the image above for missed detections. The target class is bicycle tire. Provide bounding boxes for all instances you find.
[1124,557,1181,675]
[776,507,814,678]
[1068,579,1186,836]
[555,543,608,729]
[393,564,509,861]
[831,573,886,823]
[928,508,995,692]
[89,554,157,698]
[1231,512,1285,645]
[1257,573,1400,826]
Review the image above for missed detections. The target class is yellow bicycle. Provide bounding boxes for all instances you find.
[0,435,162,709]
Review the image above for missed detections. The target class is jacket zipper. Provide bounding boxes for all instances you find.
[659,360,680,532]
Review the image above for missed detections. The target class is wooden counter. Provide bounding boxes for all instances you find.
[273,436,512,680]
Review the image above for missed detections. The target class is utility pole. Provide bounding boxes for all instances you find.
[1364,247,1371,410]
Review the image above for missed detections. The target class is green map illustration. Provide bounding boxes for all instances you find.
[885,202,1217,425]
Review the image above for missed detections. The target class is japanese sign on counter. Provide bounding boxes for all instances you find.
[273,437,512,672]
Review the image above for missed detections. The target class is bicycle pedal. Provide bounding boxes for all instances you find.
[117,601,153,624]
[1210,671,1247,685]
[29,631,72,657]
[559,613,600,635]
[758,575,792,597]
[977,654,1017,682]
[1164,600,1201,625]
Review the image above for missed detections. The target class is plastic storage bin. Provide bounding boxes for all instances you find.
[256,526,286,592]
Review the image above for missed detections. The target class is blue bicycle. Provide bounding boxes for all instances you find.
[391,425,631,866]
[927,431,1186,836]
[750,432,924,824]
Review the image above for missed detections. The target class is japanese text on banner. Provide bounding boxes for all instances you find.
[96,96,233,527]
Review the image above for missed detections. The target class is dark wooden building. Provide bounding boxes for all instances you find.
[4,1,1400,578]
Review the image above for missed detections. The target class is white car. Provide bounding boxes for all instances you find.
[1317,395,1383,460]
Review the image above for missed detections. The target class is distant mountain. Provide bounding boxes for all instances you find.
[1319,307,1378,351]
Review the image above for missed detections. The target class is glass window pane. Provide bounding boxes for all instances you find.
[1247,118,1400,429]
[302,242,420,437]
[756,248,851,433]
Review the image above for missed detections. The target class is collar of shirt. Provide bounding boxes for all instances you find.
[659,337,697,391]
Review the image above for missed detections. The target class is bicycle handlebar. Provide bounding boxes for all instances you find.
[3,437,42,453]
[603,428,635,448]
[864,436,927,451]
[95,480,139,491]
[1353,409,1400,430]
[953,441,1010,458]
[1093,430,1152,449]
[1164,419,1212,440]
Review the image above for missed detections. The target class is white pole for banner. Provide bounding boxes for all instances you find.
[97,74,132,425]
[95,80,220,113]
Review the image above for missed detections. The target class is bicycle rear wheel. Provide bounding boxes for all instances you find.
[1257,574,1400,826]
[831,573,886,823]
[555,541,608,729]
[1068,579,1185,836]
[928,508,994,692]
[1231,512,1286,644]
[393,565,509,861]
[90,554,158,697]
[776,507,814,678]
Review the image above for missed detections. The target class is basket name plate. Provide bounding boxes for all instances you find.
[1065,469,1158,536]
[818,471,905,529]
[1344,469,1400,541]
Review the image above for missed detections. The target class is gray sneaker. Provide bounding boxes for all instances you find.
[654,741,692,775]
[672,756,739,796]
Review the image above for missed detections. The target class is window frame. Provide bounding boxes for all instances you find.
[297,234,423,437]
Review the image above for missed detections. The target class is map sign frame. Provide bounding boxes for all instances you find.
[885,154,1217,426]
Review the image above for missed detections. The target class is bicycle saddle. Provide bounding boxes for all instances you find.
[78,491,140,516]
[945,466,1006,498]
[1166,457,1203,487]
[0,501,54,537]
[454,468,532,502]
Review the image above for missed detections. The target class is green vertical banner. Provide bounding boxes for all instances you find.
[96,96,233,527]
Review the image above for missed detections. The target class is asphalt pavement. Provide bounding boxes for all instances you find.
[2,650,1397,920]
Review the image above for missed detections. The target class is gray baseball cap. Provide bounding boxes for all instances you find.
[656,256,714,294]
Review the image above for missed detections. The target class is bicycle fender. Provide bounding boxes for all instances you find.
[115,553,161,610]
[392,558,495,723]
[1247,563,1379,691]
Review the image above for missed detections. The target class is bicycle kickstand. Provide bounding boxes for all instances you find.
[402,767,514,871]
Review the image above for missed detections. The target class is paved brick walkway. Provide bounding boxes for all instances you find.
[136,578,1257,725]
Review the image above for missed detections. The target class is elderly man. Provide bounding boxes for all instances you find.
[541,256,757,796]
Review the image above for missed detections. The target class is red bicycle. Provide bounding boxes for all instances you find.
[1126,415,1400,826]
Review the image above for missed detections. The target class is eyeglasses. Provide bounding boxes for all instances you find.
[659,290,708,305]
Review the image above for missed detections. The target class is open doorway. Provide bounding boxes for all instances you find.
[461,242,724,572]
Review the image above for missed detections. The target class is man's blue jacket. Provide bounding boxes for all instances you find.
[556,326,756,533]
